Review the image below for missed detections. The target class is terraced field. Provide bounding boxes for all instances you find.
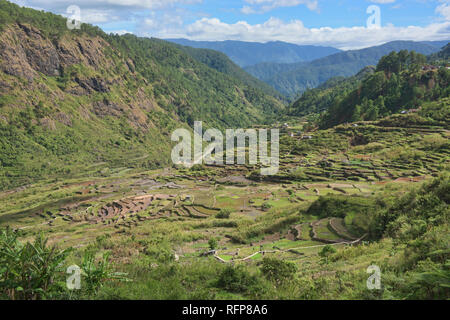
[0,116,448,300]
[1,119,445,252]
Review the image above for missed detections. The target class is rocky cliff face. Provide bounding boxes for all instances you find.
[1,23,118,79]
[0,23,159,131]
[0,12,283,190]
[0,22,178,189]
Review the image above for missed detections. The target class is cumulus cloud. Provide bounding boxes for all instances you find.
[369,0,396,3]
[158,16,450,50]
[11,0,202,24]
[12,0,202,10]
[436,0,450,21]
[9,0,450,49]
[241,0,319,14]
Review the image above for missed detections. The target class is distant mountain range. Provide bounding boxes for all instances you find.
[166,39,341,67]
[170,43,286,101]
[0,1,285,189]
[168,39,448,99]
[244,40,449,98]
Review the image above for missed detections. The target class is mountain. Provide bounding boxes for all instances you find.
[288,66,375,117]
[420,40,450,50]
[429,43,450,61]
[171,43,286,101]
[314,50,450,128]
[0,0,284,190]
[166,39,341,67]
[245,40,448,98]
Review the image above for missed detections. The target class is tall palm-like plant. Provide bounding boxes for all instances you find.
[0,227,71,300]
[81,250,130,296]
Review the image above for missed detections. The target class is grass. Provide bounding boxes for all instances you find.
[0,114,448,300]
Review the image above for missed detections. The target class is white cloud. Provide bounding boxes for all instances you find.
[369,0,396,3]
[158,17,450,50]
[79,9,120,23]
[11,0,200,32]
[436,0,450,21]
[9,0,450,49]
[241,0,319,14]
[109,29,132,35]
[12,0,202,10]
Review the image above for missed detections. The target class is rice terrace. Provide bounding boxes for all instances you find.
[0,0,449,302]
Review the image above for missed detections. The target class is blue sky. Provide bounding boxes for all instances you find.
[10,0,450,49]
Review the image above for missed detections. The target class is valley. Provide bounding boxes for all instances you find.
[1,108,448,299]
[0,0,448,301]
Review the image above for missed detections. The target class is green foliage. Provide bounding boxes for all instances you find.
[428,43,450,63]
[405,259,450,299]
[80,250,129,295]
[261,202,273,211]
[0,1,284,190]
[376,50,426,74]
[0,228,71,300]
[373,173,449,241]
[0,0,103,39]
[216,208,232,219]
[288,66,375,116]
[260,257,297,285]
[106,34,284,129]
[307,195,377,235]
[318,50,449,128]
[319,245,336,259]
[208,238,218,251]
[216,265,261,294]
[175,44,285,101]
[246,41,442,98]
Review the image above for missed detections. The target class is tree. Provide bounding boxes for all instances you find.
[377,51,400,75]
[80,250,129,296]
[0,228,71,300]
[319,245,337,264]
[208,238,218,251]
[351,105,362,122]
[217,265,259,293]
[216,208,232,219]
[260,257,298,285]
[366,103,379,121]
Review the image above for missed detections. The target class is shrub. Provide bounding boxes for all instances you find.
[0,228,71,300]
[216,265,259,293]
[216,208,232,219]
[81,250,129,296]
[260,257,297,285]
[261,202,273,211]
[319,245,337,264]
[208,238,218,251]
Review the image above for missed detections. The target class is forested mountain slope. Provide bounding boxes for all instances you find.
[245,41,447,98]
[173,44,286,101]
[288,66,375,116]
[166,39,341,67]
[0,0,284,190]
[318,50,449,128]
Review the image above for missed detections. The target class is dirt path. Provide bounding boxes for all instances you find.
[213,234,368,263]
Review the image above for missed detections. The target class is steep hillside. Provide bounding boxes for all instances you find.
[0,1,284,190]
[429,43,450,61]
[319,50,450,128]
[166,39,341,67]
[288,66,375,116]
[245,41,447,98]
[173,44,286,101]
